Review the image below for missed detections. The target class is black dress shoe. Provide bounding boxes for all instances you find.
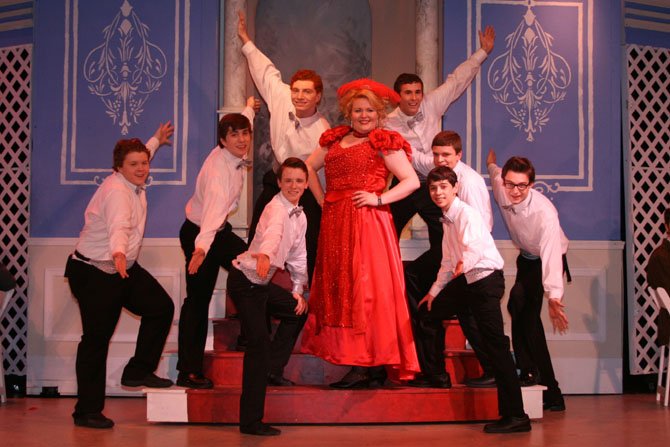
[368,366,388,388]
[240,422,281,436]
[176,372,214,389]
[235,335,247,352]
[267,373,295,386]
[465,373,496,388]
[518,369,539,387]
[121,373,173,388]
[483,415,531,433]
[407,373,452,389]
[329,367,370,389]
[543,396,566,411]
[73,412,115,429]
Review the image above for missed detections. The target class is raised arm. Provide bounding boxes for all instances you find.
[145,121,175,159]
[425,26,495,115]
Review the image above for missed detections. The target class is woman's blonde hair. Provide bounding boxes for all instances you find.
[339,88,389,122]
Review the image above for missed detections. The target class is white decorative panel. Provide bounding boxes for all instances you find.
[0,44,31,376]
[626,44,670,374]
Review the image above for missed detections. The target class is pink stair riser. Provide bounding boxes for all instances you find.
[185,385,499,424]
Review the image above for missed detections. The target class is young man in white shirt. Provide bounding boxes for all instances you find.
[487,150,569,412]
[238,12,329,285]
[406,130,496,388]
[417,165,530,434]
[227,157,310,437]
[65,125,175,429]
[176,113,254,389]
[385,27,495,271]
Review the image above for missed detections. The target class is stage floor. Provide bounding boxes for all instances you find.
[1,394,669,446]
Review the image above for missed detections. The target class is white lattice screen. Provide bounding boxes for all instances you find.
[0,44,31,376]
[626,44,670,374]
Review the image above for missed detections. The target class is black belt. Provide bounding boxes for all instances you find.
[562,253,572,283]
[74,250,91,262]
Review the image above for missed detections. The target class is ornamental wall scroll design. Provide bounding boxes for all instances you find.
[83,0,167,135]
[487,1,571,142]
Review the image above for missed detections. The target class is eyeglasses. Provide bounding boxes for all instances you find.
[503,181,530,191]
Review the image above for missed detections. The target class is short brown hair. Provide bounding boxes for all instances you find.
[427,165,458,187]
[290,70,323,95]
[218,113,251,146]
[502,156,536,184]
[431,131,462,154]
[339,88,388,122]
[277,157,308,181]
[112,138,150,171]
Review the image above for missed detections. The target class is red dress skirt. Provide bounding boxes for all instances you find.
[300,127,419,380]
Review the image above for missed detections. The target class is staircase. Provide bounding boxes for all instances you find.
[145,318,545,423]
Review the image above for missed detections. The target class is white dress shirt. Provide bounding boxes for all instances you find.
[488,163,569,300]
[385,49,488,178]
[185,147,247,255]
[234,192,308,294]
[453,160,493,232]
[74,136,161,270]
[241,41,330,165]
[429,197,504,297]
[76,172,147,268]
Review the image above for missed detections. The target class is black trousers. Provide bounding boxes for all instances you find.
[508,255,562,400]
[397,179,493,376]
[418,271,525,417]
[177,220,247,374]
[65,257,174,415]
[390,179,443,256]
[248,169,321,284]
[227,267,307,429]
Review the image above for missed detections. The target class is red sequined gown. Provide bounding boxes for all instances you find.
[300,126,419,379]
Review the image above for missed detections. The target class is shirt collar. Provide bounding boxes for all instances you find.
[114,171,145,193]
[504,189,533,214]
[220,145,248,167]
[443,197,463,223]
[276,191,298,213]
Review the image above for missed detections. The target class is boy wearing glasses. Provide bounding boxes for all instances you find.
[487,150,569,412]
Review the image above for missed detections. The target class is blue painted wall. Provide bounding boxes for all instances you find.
[444,0,623,241]
[30,0,219,238]
[19,0,666,242]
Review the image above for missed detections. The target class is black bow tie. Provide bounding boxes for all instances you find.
[289,206,303,218]
[237,159,253,170]
[135,185,145,195]
[288,111,300,130]
[407,111,424,129]
[502,204,516,215]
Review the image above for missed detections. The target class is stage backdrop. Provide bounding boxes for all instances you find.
[443,0,621,242]
[31,0,220,238]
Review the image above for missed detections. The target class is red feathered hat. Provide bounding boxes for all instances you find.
[336,78,400,105]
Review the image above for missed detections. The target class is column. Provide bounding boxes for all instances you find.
[411,0,439,239]
[218,0,250,235]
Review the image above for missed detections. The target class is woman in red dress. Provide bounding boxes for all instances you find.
[301,79,420,388]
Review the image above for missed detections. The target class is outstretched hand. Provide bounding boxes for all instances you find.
[487,148,497,166]
[113,252,128,278]
[293,292,308,315]
[247,96,261,113]
[251,253,270,279]
[153,121,174,147]
[479,26,495,54]
[188,248,206,275]
[418,293,436,312]
[548,298,569,334]
[237,11,251,44]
